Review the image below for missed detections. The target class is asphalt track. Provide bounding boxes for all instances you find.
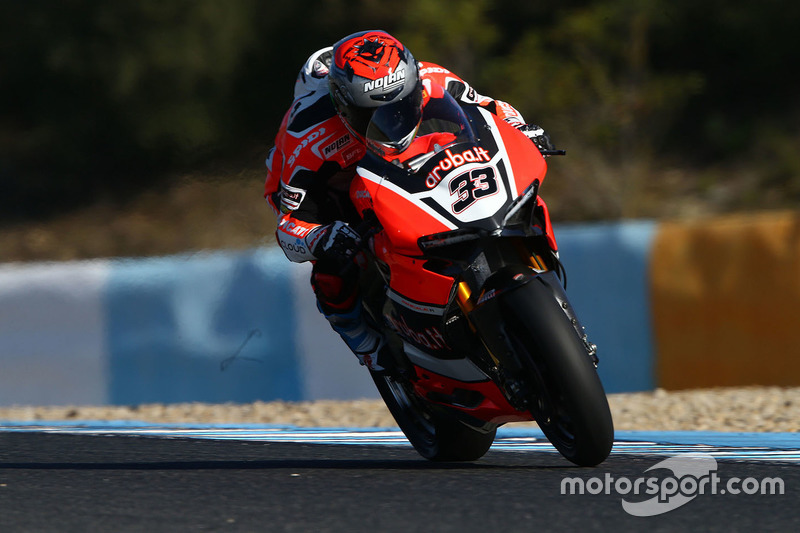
[0,425,798,532]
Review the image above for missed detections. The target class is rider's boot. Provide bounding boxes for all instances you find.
[312,268,387,372]
[321,299,386,372]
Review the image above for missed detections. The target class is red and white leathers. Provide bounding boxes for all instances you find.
[264,49,527,263]
[263,46,530,370]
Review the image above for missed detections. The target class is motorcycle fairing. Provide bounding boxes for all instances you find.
[412,366,533,426]
[355,109,546,243]
[382,296,454,355]
[349,98,564,421]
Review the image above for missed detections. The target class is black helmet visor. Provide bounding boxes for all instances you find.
[365,83,424,155]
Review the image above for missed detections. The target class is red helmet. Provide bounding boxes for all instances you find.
[329,30,423,157]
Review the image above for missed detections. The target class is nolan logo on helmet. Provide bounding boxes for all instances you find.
[363,69,406,93]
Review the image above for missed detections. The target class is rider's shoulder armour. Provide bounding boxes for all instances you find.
[278,91,366,184]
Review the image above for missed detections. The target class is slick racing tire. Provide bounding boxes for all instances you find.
[501,277,614,467]
[371,371,496,462]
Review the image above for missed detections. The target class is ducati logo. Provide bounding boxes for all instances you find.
[278,219,313,238]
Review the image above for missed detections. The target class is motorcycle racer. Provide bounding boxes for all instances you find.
[263,30,553,372]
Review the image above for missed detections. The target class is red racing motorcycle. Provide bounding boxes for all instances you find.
[348,92,614,466]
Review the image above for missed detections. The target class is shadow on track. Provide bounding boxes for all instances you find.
[0,456,577,471]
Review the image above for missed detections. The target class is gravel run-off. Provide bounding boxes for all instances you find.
[1,387,799,433]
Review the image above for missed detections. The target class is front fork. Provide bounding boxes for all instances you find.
[452,244,598,406]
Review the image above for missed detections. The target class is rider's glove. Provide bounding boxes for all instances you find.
[516,124,555,152]
[306,221,361,267]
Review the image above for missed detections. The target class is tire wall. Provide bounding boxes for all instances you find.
[650,211,800,389]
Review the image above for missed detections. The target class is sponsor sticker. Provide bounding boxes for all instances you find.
[277,219,315,239]
[279,183,306,213]
[425,147,492,189]
[322,133,351,156]
[363,69,406,92]
[287,126,326,167]
[386,313,450,351]
[419,66,450,76]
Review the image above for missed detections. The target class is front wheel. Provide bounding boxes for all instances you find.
[371,371,496,462]
[501,277,614,466]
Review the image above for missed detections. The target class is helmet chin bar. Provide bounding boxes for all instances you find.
[367,122,421,157]
[368,121,421,158]
[335,109,369,146]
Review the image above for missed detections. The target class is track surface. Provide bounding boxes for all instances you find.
[0,429,798,532]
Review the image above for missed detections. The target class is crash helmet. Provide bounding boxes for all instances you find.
[328,30,423,157]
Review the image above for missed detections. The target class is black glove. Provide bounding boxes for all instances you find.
[307,221,361,267]
[516,124,555,152]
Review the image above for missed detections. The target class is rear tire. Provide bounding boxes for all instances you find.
[501,277,614,466]
[371,372,496,462]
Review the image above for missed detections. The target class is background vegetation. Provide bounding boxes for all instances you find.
[2,0,799,260]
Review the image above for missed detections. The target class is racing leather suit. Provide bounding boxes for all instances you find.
[263,47,530,367]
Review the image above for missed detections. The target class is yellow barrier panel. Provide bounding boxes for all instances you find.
[651,211,800,389]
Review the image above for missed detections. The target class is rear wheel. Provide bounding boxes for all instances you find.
[501,278,614,466]
[371,371,496,461]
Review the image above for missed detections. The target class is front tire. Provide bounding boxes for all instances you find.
[371,372,496,462]
[501,277,614,466]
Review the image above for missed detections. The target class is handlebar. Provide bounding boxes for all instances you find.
[353,209,382,241]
